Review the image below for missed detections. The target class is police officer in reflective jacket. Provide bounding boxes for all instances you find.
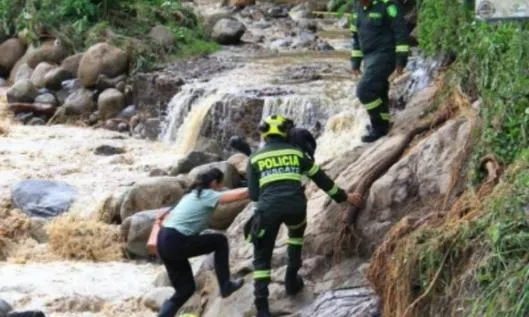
[351,0,410,143]
[246,115,362,317]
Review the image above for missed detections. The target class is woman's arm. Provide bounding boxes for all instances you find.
[218,188,250,204]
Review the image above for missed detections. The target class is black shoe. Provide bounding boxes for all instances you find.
[285,274,304,296]
[361,125,389,143]
[220,278,245,298]
[158,300,179,317]
[256,310,272,317]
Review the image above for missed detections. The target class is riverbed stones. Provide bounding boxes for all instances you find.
[27,40,69,68]
[94,144,126,156]
[78,43,128,88]
[61,53,84,77]
[63,88,94,115]
[34,93,58,107]
[98,88,125,120]
[212,19,247,45]
[44,67,73,91]
[14,63,33,83]
[31,62,55,88]
[6,79,38,103]
[0,38,26,77]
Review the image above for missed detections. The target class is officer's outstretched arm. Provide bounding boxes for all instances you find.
[387,1,409,68]
[300,155,347,203]
[246,159,260,202]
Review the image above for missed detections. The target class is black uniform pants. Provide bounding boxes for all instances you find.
[356,52,396,131]
[252,203,307,311]
[157,227,231,313]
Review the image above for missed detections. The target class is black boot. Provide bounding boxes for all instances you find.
[220,278,245,298]
[256,311,272,317]
[158,300,179,317]
[285,268,304,296]
[255,298,272,317]
[361,117,389,143]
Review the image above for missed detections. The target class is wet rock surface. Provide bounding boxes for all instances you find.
[11,180,78,218]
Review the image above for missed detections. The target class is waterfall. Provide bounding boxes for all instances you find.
[262,95,350,136]
[161,87,228,155]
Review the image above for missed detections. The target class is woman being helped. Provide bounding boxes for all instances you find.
[157,168,249,316]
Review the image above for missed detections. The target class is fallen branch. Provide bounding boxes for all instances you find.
[8,103,56,116]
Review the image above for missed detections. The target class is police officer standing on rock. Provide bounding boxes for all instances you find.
[351,0,410,142]
[245,115,362,317]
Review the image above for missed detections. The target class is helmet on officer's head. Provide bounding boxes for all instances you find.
[259,115,294,139]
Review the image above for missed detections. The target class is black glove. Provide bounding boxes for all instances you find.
[351,57,362,72]
[243,212,265,247]
[396,54,408,70]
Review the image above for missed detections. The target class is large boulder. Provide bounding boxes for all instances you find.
[7,43,38,83]
[169,151,222,176]
[120,177,185,221]
[30,62,55,88]
[356,118,471,250]
[14,63,33,83]
[149,25,175,48]
[209,199,250,230]
[227,153,248,177]
[199,94,264,152]
[97,88,125,120]
[34,93,58,107]
[188,161,241,189]
[11,180,78,218]
[63,88,95,115]
[204,10,234,36]
[0,38,25,77]
[6,79,38,103]
[44,67,74,90]
[26,40,69,68]
[120,208,163,257]
[60,53,84,77]
[78,43,128,88]
[211,19,246,45]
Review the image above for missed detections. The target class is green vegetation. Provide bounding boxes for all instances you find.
[369,2,529,317]
[369,150,529,317]
[415,150,529,317]
[417,0,529,175]
[0,0,219,72]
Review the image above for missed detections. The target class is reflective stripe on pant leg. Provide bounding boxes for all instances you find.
[380,112,391,121]
[253,220,280,301]
[363,98,383,110]
[286,213,306,270]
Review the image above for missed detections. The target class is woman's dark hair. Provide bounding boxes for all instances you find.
[187,168,224,197]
